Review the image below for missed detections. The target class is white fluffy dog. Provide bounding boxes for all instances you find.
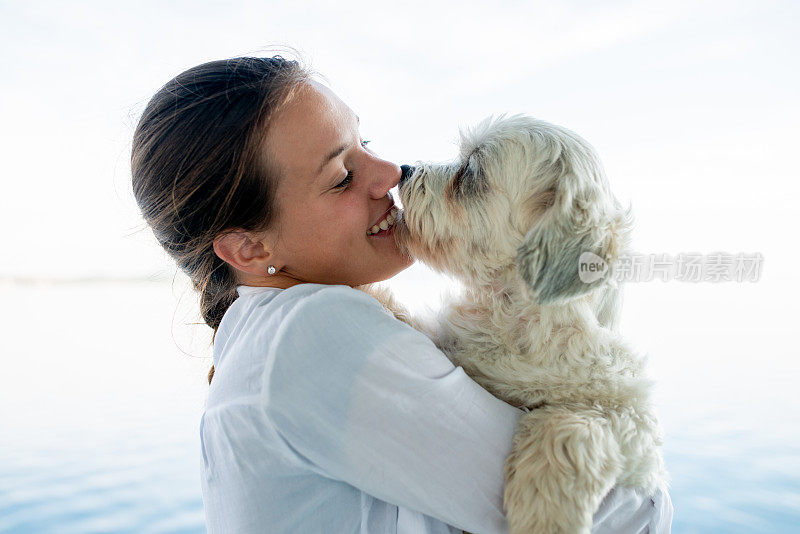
[364,115,666,533]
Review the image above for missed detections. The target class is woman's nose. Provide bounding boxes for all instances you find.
[370,159,403,198]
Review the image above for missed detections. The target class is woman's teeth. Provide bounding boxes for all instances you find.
[367,208,400,235]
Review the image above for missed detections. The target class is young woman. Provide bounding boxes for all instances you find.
[131,56,672,533]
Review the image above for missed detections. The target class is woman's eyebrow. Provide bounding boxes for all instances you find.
[315,115,360,177]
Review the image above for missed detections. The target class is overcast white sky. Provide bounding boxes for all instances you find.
[0,0,797,287]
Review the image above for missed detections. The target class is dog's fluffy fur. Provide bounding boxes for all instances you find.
[361,115,665,533]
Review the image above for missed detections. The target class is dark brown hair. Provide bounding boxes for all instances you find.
[130,56,310,384]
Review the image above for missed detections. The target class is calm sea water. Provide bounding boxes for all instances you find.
[1,272,797,533]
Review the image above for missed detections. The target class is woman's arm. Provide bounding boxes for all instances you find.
[263,285,671,533]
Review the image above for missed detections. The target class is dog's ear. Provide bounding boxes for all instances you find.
[516,167,633,305]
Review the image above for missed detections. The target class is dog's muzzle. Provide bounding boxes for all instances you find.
[399,164,415,188]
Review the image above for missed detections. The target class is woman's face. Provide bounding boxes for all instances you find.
[255,81,414,288]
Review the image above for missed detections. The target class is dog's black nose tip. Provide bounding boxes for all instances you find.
[399,164,415,187]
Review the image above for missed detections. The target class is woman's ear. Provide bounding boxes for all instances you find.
[213,231,275,276]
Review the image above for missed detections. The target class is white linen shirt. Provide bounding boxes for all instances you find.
[200,283,672,534]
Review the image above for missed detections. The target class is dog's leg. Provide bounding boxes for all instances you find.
[503,406,623,534]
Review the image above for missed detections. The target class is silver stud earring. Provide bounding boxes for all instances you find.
[267,266,276,275]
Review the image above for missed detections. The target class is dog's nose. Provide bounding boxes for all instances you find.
[399,165,415,187]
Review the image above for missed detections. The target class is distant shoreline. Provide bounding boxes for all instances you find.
[0,274,175,286]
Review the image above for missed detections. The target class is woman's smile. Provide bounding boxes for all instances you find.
[367,206,401,236]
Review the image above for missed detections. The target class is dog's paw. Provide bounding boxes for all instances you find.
[504,407,622,534]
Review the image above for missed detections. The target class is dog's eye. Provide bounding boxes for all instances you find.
[449,161,488,200]
[446,165,470,200]
[453,165,469,189]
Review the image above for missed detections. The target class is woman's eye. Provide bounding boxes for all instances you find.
[332,141,370,191]
[334,171,353,190]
